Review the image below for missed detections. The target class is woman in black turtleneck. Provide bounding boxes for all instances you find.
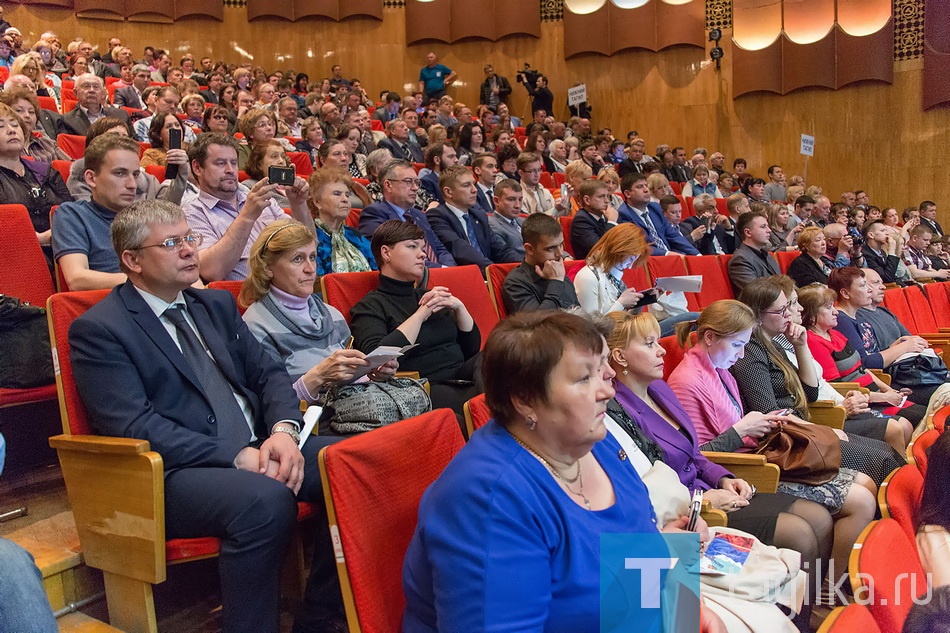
[350,220,481,416]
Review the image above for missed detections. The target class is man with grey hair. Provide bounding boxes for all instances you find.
[68,198,346,633]
[112,63,151,109]
[58,73,130,136]
[678,193,735,255]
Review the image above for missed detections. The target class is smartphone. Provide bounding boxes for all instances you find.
[631,288,660,310]
[560,183,569,199]
[268,165,296,186]
[685,489,703,531]
[167,127,182,150]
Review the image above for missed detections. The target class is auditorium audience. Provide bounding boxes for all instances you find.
[903,224,950,282]
[916,431,950,589]
[427,165,519,270]
[734,277,905,488]
[241,139,291,208]
[351,220,480,415]
[607,309,829,622]
[569,179,618,260]
[486,179,526,259]
[832,266,943,407]
[799,281,921,440]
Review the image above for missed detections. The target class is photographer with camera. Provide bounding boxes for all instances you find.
[518,64,553,120]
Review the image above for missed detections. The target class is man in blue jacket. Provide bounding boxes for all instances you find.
[69,199,344,633]
[617,172,699,256]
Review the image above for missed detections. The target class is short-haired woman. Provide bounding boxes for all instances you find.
[682,165,723,198]
[307,168,375,275]
[241,219,397,412]
[785,226,836,286]
[402,311,662,632]
[351,220,480,415]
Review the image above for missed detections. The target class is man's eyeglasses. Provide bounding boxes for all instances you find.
[386,178,422,188]
[137,233,204,252]
[762,304,791,316]
[522,168,543,175]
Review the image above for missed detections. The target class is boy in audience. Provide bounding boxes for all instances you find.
[569,179,617,259]
[502,213,578,314]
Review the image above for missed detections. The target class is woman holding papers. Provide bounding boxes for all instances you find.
[351,220,481,416]
[241,220,399,409]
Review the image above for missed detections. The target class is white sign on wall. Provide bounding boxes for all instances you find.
[800,134,815,157]
[568,84,588,107]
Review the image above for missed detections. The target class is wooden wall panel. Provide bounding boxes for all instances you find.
[405,0,451,43]
[923,0,950,110]
[7,4,950,227]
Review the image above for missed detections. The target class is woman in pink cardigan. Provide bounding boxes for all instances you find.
[667,300,786,453]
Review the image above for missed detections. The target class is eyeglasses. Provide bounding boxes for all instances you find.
[137,233,204,252]
[211,114,229,120]
[761,304,791,316]
[386,178,422,188]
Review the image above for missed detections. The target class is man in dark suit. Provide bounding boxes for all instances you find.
[58,74,130,136]
[111,64,151,110]
[199,73,224,105]
[728,211,782,295]
[668,146,692,183]
[376,119,425,164]
[861,219,905,286]
[427,166,521,270]
[471,153,497,213]
[68,200,346,633]
[487,179,526,259]
[358,159,455,267]
[919,200,944,237]
[617,142,646,177]
[617,173,699,257]
[570,179,618,260]
[371,92,401,124]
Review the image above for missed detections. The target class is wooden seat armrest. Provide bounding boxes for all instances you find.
[49,434,151,455]
[701,501,728,528]
[701,451,780,493]
[830,383,868,396]
[938,327,950,333]
[50,434,167,585]
[869,369,891,386]
[808,401,846,430]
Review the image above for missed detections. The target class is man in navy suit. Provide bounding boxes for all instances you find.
[69,200,345,633]
[358,159,455,267]
[471,153,497,213]
[617,172,699,256]
[418,141,457,204]
[427,166,521,270]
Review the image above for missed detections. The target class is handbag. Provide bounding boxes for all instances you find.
[887,353,949,387]
[0,295,54,389]
[754,421,842,486]
[324,376,431,435]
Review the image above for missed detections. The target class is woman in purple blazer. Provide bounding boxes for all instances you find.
[605,310,836,613]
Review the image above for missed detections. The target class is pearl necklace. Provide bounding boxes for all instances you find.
[510,433,591,511]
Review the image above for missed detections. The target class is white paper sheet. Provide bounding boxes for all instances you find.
[654,275,704,293]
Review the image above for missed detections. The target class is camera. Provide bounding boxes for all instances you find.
[517,63,541,86]
[268,165,296,186]
[851,235,864,247]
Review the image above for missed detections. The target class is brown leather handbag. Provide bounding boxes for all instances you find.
[754,422,842,485]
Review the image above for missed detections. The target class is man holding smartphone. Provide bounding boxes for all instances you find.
[183,134,314,281]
